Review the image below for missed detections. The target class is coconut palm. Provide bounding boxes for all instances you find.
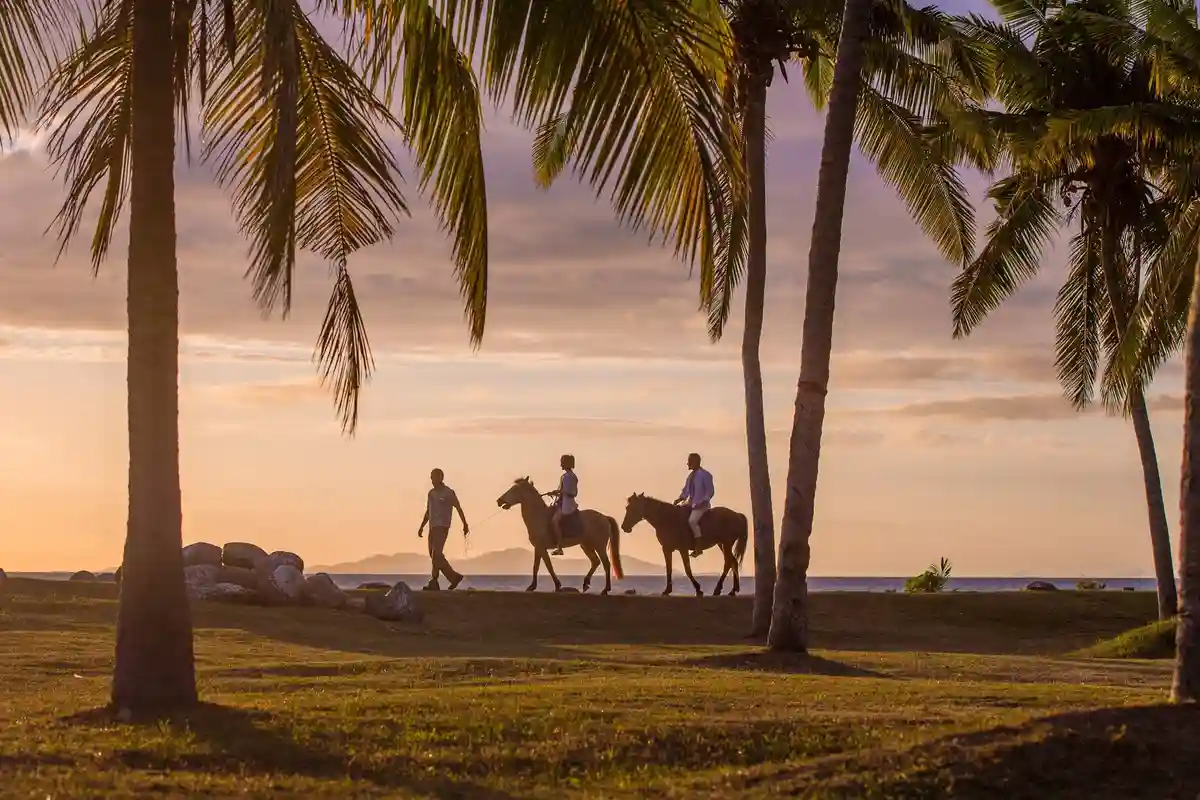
[673,0,989,642]
[948,0,1179,620]
[0,0,73,138]
[40,0,738,713]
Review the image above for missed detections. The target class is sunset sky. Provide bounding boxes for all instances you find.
[0,0,1184,577]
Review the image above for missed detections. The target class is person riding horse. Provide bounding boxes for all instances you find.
[674,452,714,557]
[547,454,578,555]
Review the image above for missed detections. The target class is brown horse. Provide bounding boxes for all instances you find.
[496,477,625,594]
[621,493,747,597]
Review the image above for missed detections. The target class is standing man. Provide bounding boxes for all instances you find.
[675,452,714,557]
[418,468,468,590]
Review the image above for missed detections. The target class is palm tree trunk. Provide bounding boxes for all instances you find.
[1098,222,1177,619]
[767,0,870,651]
[111,0,196,714]
[1172,255,1200,703]
[742,73,776,638]
[1129,392,1178,618]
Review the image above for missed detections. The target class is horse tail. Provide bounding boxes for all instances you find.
[607,516,625,580]
[734,511,749,567]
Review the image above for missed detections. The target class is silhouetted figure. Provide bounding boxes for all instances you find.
[417,468,468,590]
[676,452,714,558]
[547,454,578,555]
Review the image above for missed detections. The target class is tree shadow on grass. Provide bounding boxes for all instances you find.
[821,704,1200,799]
[676,651,887,678]
[61,704,519,798]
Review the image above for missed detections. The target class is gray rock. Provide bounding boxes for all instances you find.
[357,581,391,591]
[365,581,423,623]
[304,573,349,609]
[69,570,96,582]
[182,542,223,568]
[254,550,305,575]
[215,565,259,590]
[96,572,117,582]
[264,564,305,604]
[184,564,222,601]
[1025,580,1058,592]
[222,542,268,570]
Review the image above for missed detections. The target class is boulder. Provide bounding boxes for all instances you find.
[183,564,222,601]
[1025,580,1058,592]
[357,581,391,591]
[222,542,268,570]
[195,582,259,604]
[364,581,423,623]
[97,572,117,582]
[260,564,305,604]
[114,565,122,585]
[182,542,223,568]
[0,568,7,587]
[69,570,96,582]
[254,550,305,575]
[215,565,259,591]
[304,573,349,609]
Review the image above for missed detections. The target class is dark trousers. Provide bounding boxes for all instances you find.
[428,526,461,583]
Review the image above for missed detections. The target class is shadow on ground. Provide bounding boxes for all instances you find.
[61,704,519,798]
[675,651,887,678]
[801,704,1200,799]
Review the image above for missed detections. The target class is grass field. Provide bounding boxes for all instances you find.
[0,578,1194,798]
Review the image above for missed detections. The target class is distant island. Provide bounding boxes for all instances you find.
[313,547,675,576]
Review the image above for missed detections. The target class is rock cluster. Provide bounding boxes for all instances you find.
[174,541,352,609]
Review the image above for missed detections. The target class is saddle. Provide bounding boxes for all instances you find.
[549,510,584,544]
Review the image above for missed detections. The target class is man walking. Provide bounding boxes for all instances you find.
[675,452,714,558]
[418,468,468,590]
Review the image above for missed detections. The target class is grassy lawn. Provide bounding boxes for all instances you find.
[0,578,1193,798]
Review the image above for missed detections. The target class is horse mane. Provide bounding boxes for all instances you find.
[633,493,676,512]
[513,476,538,491]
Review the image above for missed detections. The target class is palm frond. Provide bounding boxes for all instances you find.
[0,0,75,138]
[951,174,1060,336]
[1053,225,1103,407]
[855,83,977,265]
[204,0,408,433]
[40,0,134,271]
[359,0,489,343]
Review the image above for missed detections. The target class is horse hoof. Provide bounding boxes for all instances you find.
[601,589,610,596]
[711,588,721,597]
[582,585,590,593]
[525,584,537,592]
[694,589,703,598]
[661,590,672,597]
[728,590,738,597]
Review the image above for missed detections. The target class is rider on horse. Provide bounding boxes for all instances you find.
[548,454,578,555]
[675,452,714,557]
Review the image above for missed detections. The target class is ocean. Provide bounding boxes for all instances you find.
[11,572,1159,594]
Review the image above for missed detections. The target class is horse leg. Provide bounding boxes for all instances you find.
[597,546,612,596]
[581,545,599,593]
[679,550,702,597]
[526,547,541,592]
[713,543,731,596]
[542,548,563,592]
[728,544,740,596]
[662,547,674,596]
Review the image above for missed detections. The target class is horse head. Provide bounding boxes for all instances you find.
[621,492,648,533]
[497,476,537,509]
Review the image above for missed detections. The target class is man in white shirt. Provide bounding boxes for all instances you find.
[547,454,578,555]
[417,468,469,590]
[675,452,714,557]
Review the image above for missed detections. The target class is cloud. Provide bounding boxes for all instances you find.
[881,392,1184,422]
[404,415,737,439]
[198,379,327,408]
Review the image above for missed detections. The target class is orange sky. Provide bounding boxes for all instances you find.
[0,7,1184,576]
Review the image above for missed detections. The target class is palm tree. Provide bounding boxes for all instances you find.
[688,0,987,642]
[39,0,738,713]
[948,0,1178,620]
[765,0,872,649]
[0,0,71,138]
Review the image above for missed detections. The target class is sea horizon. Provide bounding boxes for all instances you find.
[10,572,1159,594]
